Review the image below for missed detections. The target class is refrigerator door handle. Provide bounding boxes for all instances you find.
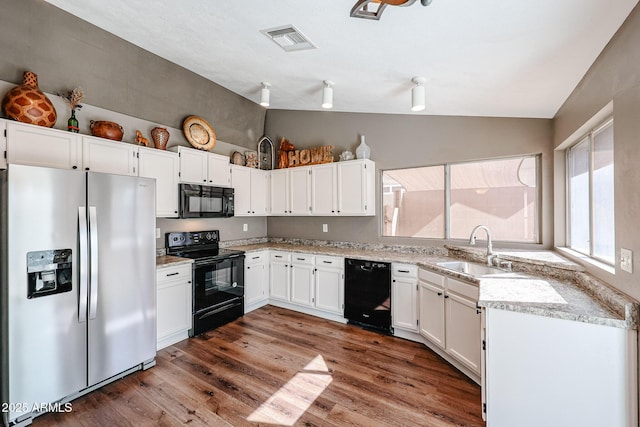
[78,206,88,323]
[88,206,99,319]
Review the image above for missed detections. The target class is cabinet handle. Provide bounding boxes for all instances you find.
[392,279,396,282]
[296,257,305,261]
[72,166,78,170]
[275,255,283,258]
[437,292,443,296]
[166,272,179,277]
[251,256,260,260]
[398,269,410,273]
[247,266,251,269]
[322,260,332,264]
[444,295,449,299]
[85,167,90,171]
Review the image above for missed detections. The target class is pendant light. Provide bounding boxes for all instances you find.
[322,80,334,109]
[411,76,426,112]
[260,82,271,107]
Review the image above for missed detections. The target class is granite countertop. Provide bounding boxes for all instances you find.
[226,241,638,330]
[155,239,637,330]
[156,255,193,268]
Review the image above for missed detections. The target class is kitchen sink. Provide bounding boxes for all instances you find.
[436,261,506,277]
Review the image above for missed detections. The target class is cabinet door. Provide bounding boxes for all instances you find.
[138,147,179,217]
[392,278,419,332]
[6,121,81,169]
[270,169,289,215]
[291,262,315,307]
[245,262,266,306]
[82,136,138,175]
[179,147,208,184]
[231,165,252,216]
[157,280,191,341]
[208,153,230,186]
[311,163,337,215]
[289,167,311,215]
[337,161,366,215]
[315,262,344,315]
[269,261,290,301]
[251,169,270,215]
[419,281,446,348]
[446,292,481,374]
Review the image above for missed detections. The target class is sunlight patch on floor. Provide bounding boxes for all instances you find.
[247,354,332,425]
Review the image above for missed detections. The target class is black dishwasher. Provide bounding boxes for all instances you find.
[344,258,392,334]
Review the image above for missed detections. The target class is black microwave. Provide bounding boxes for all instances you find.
[179,184,234,218]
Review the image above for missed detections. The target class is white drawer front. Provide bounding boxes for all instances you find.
[157,264,191,284]
[392,263,418,278]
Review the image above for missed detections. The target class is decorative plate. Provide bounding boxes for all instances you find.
[231,151,246,166]
[183,115,216,151]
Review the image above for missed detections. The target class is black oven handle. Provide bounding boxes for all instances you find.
[194,254,243,267]
[198,298,243,319]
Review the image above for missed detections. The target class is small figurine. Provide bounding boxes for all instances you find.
[134,130,149,147]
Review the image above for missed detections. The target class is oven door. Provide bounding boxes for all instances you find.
[193,255,244,313]
[180,184,234,218]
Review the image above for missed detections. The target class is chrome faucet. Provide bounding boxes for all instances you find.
[469,225,494,266]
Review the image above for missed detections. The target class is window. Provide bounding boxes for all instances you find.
[567,119,614,265]
[382,155,539,242]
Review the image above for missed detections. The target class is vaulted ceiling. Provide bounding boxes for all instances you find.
[46,0,638,118]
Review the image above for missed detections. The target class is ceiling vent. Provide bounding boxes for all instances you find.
[260,25,317,52]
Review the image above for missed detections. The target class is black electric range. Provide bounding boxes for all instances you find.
[166,230,245,336]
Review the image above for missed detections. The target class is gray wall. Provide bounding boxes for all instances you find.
[265,110,553,249]
[0,0,265,148]
[554,5,640,301]
[156,217,267,248]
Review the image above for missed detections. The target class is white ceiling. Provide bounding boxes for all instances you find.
[46,0,638,118]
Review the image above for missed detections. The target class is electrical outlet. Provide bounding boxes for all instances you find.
[243,223,248,232]
[621,248,633,273]
[322,224,328,233]
[155,228,161,239]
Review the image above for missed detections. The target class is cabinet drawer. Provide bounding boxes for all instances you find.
[246,251,268,265]
[270,251,291,262]
[447,277,478,301]
[315,255,343,269]
[157,264,192,284]
[419,268,445,287]
[291,253,314,265]
[392,263,418,278]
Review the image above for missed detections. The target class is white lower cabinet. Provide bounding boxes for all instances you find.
[484,308,637,427]
[391,263,419,332]
[156,263,192,350]
[244,251,269,313]
[419,268,481,376]
[314,255,344,315]
[290,253,315,307]
[269,251,291,302]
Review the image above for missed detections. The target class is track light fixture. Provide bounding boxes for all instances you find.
[260,82,271,107]
[322,80,334,109]
[411,76,426,112]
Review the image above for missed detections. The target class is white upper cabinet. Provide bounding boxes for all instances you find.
[138,146,180,217]
[311,163,337,215]
[231,165,269,216]
[82,136,138,176]
[4,120,81,170]
[289,166,311,215]
[337,159,375,216]
[171,146,230,187]
[207,152,231,187]
[270,169,290,215]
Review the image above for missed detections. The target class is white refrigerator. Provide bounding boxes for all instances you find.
[1,164,156,426]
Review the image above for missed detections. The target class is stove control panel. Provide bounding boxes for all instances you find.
[166,230,220,250]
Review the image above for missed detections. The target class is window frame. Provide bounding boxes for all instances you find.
[381,154,542,244]
[565,117,614,266]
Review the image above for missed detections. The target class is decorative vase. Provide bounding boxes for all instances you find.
[1,71,57,128]
[67,109,79,133]
[151,127,170,150]
[356,135,371,159]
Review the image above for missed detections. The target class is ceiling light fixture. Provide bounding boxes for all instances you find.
[411,76,426,112]
[322,80,334,109]
[260,82,271,107]
[351,0,433,20]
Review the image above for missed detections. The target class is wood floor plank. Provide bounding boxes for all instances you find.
[33,305,484,426]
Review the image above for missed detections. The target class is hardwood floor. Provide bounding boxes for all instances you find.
[35,306,485,426]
